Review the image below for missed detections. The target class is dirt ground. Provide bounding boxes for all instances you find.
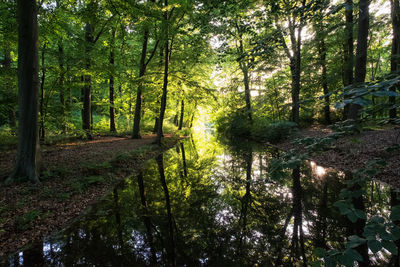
[0,134,179,256]
[279,126,400,188]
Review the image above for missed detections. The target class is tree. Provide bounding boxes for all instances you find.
[389,0,400,119]
[348,0,370,120]
[271,0,307,125]
[132,0,158,139]
[6,0,40,184]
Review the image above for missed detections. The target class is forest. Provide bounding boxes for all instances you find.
[0,0,400,266]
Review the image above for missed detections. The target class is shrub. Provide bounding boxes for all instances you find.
[252,120,297,143]
[216,110,251,139]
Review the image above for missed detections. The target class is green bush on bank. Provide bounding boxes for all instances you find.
[216,111,297,144]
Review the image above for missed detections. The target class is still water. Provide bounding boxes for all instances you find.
[4,135,399,266]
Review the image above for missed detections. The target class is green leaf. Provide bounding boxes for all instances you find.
[371,90,400,97]
[391,226,400,240]
[382,240,398,255]
[310,260,322,267]
[368,239,382,253]
[369,216,385,224]
[355,210,367,220]
[391,206,400,221]
[344,248,363,262]
[347,235,366,248]
[313,247,325,258]
[347,211,358,223]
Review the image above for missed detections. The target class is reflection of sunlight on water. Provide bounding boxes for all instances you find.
[310,161,326,178]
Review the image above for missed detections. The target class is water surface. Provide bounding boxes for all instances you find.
[5,135,398,266]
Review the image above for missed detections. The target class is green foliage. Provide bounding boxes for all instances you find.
[216,110,252,139]
[216,110,296,144]
[252,120,297,143]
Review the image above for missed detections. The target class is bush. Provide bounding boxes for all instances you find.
[216,111,297,144]
[252,120,297,143]
[216,110,252,139]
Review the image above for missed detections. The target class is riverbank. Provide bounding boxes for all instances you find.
[0,134,181,256]
[277,126,400,188]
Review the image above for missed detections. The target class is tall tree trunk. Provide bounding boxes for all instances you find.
[58,42,67,134]
[178,99,184,130]
[109,28,116,132]
[132,0,156,139]
[343,0,354,119]
[7,0,40,184]
[390,0,400,120]
[173,99,179,126]
[348,0,370,121]
[316,25,331,124]
[156,0,170,146]
[238,32,252,121]
[39,43,46,141]
[4,49,16,132]
[132,28,150,139]
[343,0,354,86]
[82,23,93,139]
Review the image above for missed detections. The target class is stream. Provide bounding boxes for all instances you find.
[4,134,399,266]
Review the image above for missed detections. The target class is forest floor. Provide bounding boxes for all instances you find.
[278,125,400,188]
[0,134,181,256]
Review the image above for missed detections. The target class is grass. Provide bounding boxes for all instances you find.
[15,210,40,231]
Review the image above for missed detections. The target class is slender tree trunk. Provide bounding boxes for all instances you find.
[7,0,40,184]
[82,23,93,139]
[242,64,252,122]
[132,29,150,139]
[58,42,67,134]
[343,0,354,119]
[39,43,46,141]
[156,1,170,145]
[237,29,252,122]
[110,28,116,132]
[348,0,370,121]
[173,99,179,126]
[178,99,184,130]
[4,49,16,132]
[390,0,400,120]
[343,0,354,87]
[317,28,331,124]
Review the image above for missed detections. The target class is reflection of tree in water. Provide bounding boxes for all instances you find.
[10,139,400,266]
[137,170,156,265]
[156,153,176,267]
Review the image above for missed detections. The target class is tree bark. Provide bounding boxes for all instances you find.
[316,24,331,124]
[132,28,150,139]
[7,0,40,184]
[390,0,400,119]
[82,23,94,139]
[237,31,252,122]
[58,42,67,134]
[156,0,170,146]
[39,43,46,141]
[348,0,370,121]
[109,27,116,132]
[178,99,184,130]
[343,0,354,87]
[343,0,354,119]
[4,49,17,132]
